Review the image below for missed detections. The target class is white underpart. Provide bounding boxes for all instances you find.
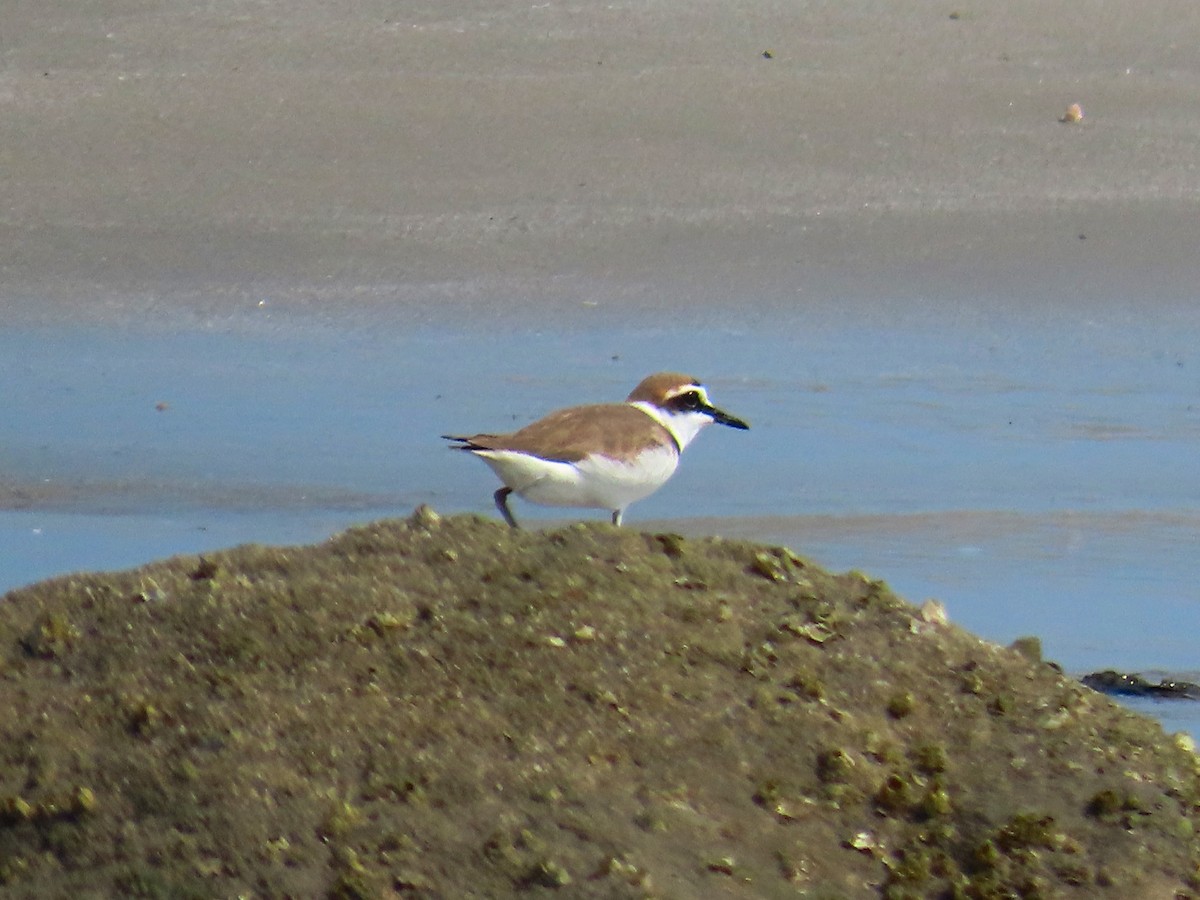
[474,442,680,512]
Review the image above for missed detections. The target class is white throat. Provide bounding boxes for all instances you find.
[629,401,713,452]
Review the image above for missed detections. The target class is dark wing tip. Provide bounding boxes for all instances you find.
[443,433,494,451]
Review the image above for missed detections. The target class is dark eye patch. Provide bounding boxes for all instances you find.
[673,390,705,411]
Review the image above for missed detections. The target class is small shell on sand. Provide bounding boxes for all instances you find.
[1060,102,1084,123]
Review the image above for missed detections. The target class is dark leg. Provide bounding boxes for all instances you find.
[494,487,519,528]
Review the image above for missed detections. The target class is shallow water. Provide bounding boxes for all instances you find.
[2,305,1198,734]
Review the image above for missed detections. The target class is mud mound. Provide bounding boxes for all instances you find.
[2,509,1198,898]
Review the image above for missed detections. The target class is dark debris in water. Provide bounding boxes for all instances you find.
[1,508,1199,898]
[1083,669,1200,701]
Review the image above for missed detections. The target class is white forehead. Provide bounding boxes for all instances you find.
[663,382,709,404]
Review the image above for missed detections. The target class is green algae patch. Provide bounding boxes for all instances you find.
[1,510,1199,898]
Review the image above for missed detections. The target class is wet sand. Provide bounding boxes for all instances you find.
[3,0,1199,328]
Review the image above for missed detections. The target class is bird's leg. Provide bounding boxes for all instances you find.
[494,487,520,528]
[611,509,623,527]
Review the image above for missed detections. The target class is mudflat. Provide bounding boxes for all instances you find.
[3,1,1199,328]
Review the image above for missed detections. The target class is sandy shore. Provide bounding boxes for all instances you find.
[3,0,1199,328]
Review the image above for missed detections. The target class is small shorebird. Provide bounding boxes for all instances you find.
[443,372,749,528]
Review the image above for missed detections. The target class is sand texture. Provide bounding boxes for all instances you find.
[3,1,1200,326]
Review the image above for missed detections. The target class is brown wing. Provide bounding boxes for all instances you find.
[447,403,676,463]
